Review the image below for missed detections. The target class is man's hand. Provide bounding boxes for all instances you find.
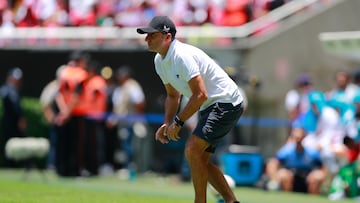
[167,122,181,141]
[155,124,169,144]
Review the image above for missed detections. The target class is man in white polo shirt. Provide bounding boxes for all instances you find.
[137,16,244,203]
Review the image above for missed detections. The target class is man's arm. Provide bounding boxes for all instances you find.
[155,83,180,144]
[163,83,181,125]
[165,75,208,141]
[177,75,208,122]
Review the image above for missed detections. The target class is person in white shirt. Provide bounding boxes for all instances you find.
[301,91,348,175]
[109,66,146,170]
[137,16,243,203]
[284,73,313,129]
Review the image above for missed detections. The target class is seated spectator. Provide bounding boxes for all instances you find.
[265,125,327,194]
[328,136,360,200]
[68,0,97,26]
[343,136,360,164]
[284,73,313,130]
[301,91,348,175]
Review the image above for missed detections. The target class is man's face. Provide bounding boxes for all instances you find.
[145,32,167,52]
[291,128,306,143]
[336,72,349,89]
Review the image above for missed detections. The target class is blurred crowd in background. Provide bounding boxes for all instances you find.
[262,70,360,199]
[0,0,319,28]
[0,51,148,179]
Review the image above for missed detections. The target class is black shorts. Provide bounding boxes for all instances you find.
[193,102,244,153]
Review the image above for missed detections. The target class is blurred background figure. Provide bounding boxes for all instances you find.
[328,135,360,201]
[301,91,347,175]
[284,73,313,131]
[326,70,358,105]
[106,65,146,172]
[55,50,89,177]
[39,65,65,170]
[265,124,326,194]
[0,67,26,168]
[81,59,107,176]
[100,66,119,174]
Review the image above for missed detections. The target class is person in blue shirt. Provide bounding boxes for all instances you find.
[265,124,327,194]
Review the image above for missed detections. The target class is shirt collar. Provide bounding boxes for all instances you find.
[162,39,177,62]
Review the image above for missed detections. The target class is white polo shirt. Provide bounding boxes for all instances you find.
[154,40,243,111]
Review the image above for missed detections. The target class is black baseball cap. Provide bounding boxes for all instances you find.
[137,16,176,38]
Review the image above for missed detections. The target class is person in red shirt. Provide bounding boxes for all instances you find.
[55,50,89,177]
[80,60,107,176]
[343,136,360,164]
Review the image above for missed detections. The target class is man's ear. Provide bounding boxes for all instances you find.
[166,33,172,41]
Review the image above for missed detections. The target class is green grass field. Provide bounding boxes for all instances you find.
[0,169,356,203]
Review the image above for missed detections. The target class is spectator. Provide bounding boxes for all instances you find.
[0,67,26,167]
[39,65,64,169]
[14,0,39,27]
[219,0,252,26]
[100,66,118,172]
[0,1,14,28]
[265,124,327,194]
[327,70,358,105]
[80,60,107,176]
[328,136,360,200]
[301,91,347,175]
[327,98,358,141]
[284,73,313,130]
[55,50,89,176]
[96,0,116,27]
[106,65,146,170]
[32,0,58,26]
[68,0,97,26]
[5,0,309,29]
[343,136,360,164]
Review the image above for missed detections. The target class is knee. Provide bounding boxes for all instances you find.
[307,170,326,185]
[277,168,294,184]
[184,143,200,161]
[275,169,294,192]
[184,135,208,161]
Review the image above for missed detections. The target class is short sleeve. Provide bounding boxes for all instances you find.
[285,90,300,110]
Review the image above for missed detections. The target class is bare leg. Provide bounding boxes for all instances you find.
[208,163,237,203]
[307,169,326,195]
[277,168,294,192]
[185,135,238,203]
[185,135,211,203]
